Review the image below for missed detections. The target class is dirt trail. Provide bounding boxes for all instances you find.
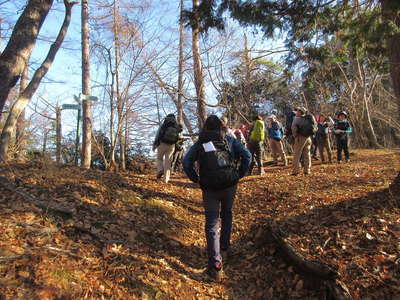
[0,149,399,299]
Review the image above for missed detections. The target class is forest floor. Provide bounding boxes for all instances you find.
[0,149,399,300]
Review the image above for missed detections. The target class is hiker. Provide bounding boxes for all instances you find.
[334,111,352,163]
[316,114,334,163]
[221,117,236,139]
[183,115,251,282]
[152,114,182,183]
[311,133,319,161]
[232,127,246,145]
[266,115,288,166]
[239,124,250,142]
[291,107,317,175]
[284,108,297,147]
[247,115,266,175]
[171,134,185,172]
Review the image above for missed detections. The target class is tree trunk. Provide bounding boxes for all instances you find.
[191,0,207,129]
[15,65,29,160]
[42,129,48,154]
[124,112,129,166]
[0,0,53,114]
[382,0,400,120]
[363,95,380,148]
[0,0,75,162]
[114,0,125,170]
[81,0,92,169]
[108,48,116,166]
[177,0,185,125]
[382,0,400,183]
[55,106,62,164]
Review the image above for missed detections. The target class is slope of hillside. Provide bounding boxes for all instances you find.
[0,149,399,299]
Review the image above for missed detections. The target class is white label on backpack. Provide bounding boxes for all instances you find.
[202,141,216,152]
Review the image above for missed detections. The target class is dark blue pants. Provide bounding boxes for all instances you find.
[248,141,263,174]
[336,136,349,161]
[202,185,237,268]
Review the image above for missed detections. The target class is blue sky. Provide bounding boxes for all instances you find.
[1,0,287,149]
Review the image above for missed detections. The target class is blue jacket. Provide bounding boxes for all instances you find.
[267,121,283,141]
[183,134,251,184]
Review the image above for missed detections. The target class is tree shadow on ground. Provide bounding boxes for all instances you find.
[0,167,208,298]
[2,161,399,299]
[248,186,400,299]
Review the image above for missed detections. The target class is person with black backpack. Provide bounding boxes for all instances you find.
[183,115,251,282]
[291,107,317,175]
[153,114,182,183]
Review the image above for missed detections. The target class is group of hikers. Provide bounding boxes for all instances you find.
[152,108,352,282]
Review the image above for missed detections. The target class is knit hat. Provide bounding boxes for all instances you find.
[203,115,223,131]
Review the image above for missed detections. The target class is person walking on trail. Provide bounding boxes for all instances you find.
[316,114,334,164]
[153,114,182,183]
[334,111,352,163]
[183,115,251,282]
[291,107,317,175]
[267,115,288,166]
[247,115,266,175]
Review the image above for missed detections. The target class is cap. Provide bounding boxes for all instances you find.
[296,107,307,114]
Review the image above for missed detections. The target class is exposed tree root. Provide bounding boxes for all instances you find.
[267,220,353,300]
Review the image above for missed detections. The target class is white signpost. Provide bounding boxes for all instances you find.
[63,94,98,165]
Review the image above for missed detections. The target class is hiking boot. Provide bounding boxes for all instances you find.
[259,169,265,175]
[156,171,163,179]
[290,172,300,176]
[345,159,350,163]
[206,264,224,282]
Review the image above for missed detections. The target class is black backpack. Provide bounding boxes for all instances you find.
[198,139,239,190]
[298,115,317,137]
[161,125,179,144]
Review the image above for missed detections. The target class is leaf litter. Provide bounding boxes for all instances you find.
[0,149,399,299]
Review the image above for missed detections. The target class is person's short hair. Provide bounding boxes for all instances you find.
[253,114,262,121]
[166,113,175,119]
[203,115,222,131]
